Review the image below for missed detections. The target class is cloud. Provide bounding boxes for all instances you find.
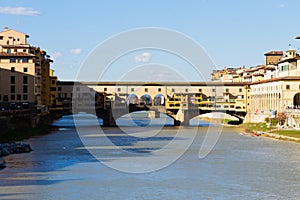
[134,52,151,63]
[70,48,82,55]
[51,52,62,61]
[0,6,41,16]
[279,4,285,8]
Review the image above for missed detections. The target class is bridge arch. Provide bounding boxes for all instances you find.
[140,94,152,106]
[127,93,138,105]
[154,94,165,106]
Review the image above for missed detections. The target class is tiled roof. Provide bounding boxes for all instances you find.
[264,51,284,56]
[250,76,300,85]
[0,52,35,57]
[1,44,30,48]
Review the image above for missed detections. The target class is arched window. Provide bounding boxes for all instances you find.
[140,94,152,106]
[127,94,138,105]
[154,94,165,106]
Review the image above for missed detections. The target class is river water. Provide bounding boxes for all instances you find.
[0,114,299,200]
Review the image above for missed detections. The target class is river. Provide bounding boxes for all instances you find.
[0,114,299,200]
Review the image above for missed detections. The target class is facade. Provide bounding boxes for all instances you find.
[276,48,300,77]
[0,27,55,112]
[264,51,283,65]
[249,77,300,122]
[84,82,249,113]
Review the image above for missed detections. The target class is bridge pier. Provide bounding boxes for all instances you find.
[102,109,116,127]
[174,119,181,126]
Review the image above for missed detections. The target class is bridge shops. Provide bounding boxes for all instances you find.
[84,81,249,112]
[67,82,249,126]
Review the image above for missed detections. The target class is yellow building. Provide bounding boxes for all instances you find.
[0,27,55,112]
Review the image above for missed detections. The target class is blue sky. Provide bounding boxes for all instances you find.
[0,0,299,81]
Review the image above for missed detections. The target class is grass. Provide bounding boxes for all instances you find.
[241,122,274,132]
[270,129,300,138]
[0,125,52,143]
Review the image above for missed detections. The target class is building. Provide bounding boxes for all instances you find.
[276,47,300,77]
[248,76,300,122]
[264,51,283,65]
[0,27,55,113]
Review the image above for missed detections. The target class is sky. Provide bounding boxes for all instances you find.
[1,0,300,81]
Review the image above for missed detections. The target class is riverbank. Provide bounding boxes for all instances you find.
[240,123,300,143]
[0,125,52,143]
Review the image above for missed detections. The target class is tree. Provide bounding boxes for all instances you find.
[276,112,286,125]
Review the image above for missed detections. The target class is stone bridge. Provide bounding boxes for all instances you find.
[96,103,246,127]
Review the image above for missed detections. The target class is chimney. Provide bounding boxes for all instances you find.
[4,27,9,31]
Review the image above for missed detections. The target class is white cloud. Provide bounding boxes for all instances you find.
[0,6,41,16]
[51,51,63,61]
[279,4,285,8]
[70,48,82,55]
[134,52,152,63]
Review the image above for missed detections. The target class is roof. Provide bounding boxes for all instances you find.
[1,44,30,48]
[0,28,29,38]
[264,51,283,56]
[265,66,276,70]
[0,52,35,57]
[277,56,300,64]
[250,76,300,85]
[81,81,248,87]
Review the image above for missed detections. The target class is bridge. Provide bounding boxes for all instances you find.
[69,81,248,126]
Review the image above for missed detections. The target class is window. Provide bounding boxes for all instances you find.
[117,88,121,92]
[51,80,55,84]
[11,67,15,72]
[14,49,17,52]
[10,58,16,63]
[23,67,28,72]
[58,87,62,91]
[185,89,188,92]
[286,85,290,90]
[145,88,148,92]
[23,95,28,100]
[22,58,28,63]
[241,95,244,99]
[212,89,215,92]
[0,95,1,100]
[10,76,15,84]
[172,88,175,92]
[104,88,107,92]
[226,88,229,92]
[76,87,80,91]
[7,49,11,53]
[23,49,26,52]
[10,85,15,93]
[23,85,28,93]
[11,95,15,100]
[0,36,3,40]
[158,88,161,92]
[131,88,134,92]
[23,76,28,84]
[17,95,21,100]
[239,88,242,92]
[199,89,202,92]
